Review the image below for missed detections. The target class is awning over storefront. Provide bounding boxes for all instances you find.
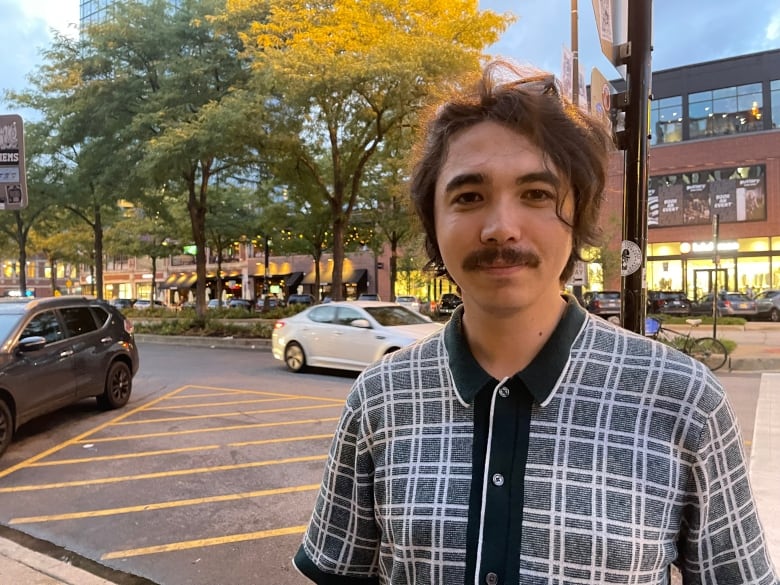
[159,273,198,289]
[301,267,368,285]
[252,271,305,286]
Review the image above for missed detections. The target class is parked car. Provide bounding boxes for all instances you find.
[133,299,166,310]
[0,296,139,458]
[287,294,316,306]
[583,290,621,321]
[109,298,135,310]
[436,293,463,317]
[255,294,282,312]
[646,291,692,316]
[358,293,381,301]
[227,298,254,311]
[395,295,421,312]
[272,301,442,373]
[690,292,758,319]
[753,290,780,322]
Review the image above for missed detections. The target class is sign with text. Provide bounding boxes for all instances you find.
[648,165,766,228]
[0,114,27,210]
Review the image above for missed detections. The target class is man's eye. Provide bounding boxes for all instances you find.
[454,192,482,204]
[524,189,555,202]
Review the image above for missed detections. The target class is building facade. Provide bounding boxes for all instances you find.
[599,48,780,301]
[79,0,181,27]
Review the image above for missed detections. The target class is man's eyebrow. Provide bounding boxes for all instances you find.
[444,172,485,194]
[517,171,561,188]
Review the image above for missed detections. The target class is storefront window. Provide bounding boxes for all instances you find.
[650,96,682,145]
[688,83,764,138]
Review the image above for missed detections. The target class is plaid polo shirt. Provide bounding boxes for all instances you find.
[294,298,778,585]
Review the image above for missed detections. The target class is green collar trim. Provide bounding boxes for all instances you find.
[443,296,586,405]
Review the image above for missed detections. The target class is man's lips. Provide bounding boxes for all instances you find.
[462,247,541,271]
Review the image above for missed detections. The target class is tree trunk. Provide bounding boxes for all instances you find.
[93,205,105,299]
[331,215,346,301]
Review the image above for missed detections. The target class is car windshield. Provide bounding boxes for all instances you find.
[364,306,430,326]
[0,313,23,342]
[599,292,621,300]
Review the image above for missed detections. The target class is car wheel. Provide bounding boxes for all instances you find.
[771,308,780,322]
[97,361,133,410]
[284,342,307,373]
[0,399,13,458]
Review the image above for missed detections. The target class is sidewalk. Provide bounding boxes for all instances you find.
[0,330,777,584]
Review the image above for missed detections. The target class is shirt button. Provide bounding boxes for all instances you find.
[498,386,510,398]
[485,572,499,585]
[492,473,504,487]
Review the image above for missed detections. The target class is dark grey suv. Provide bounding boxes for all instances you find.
[0,296,139,458]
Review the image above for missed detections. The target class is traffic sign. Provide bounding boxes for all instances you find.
[592,0,628,75]
[590,67,615,130]
[0,114,27,211]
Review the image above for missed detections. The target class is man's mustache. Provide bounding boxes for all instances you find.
[462,247,541,271]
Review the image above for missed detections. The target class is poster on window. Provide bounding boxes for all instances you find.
[683,182,711,225]
[648,165,766,228]
[736,177,766,221]
[657,182,684,226]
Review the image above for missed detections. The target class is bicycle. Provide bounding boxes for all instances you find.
[645,316,729,371]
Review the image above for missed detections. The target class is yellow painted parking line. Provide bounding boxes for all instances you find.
[26,445,221,467]
[30,434,333,467]
[113,402,343,426]
[229,434,333,447]
[177,385,347,404]
[76,417,341,443]
[142,396,307,410]
[10,484,320,524]
[101,525,307,560]
[0,385,193,480]
[0,454,327,493]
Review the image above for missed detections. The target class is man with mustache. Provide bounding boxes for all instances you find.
[293,61,778,584]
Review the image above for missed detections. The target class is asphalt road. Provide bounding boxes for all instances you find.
[0,343,767,585]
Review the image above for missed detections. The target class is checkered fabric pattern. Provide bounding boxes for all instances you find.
[296,313,778,585]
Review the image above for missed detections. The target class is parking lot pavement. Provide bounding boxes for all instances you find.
[0,380,346,585]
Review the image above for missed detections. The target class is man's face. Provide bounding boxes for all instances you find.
[434,120,574,317]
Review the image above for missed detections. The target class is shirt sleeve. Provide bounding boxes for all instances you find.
[293,389,381,584]
[677,393,779,584]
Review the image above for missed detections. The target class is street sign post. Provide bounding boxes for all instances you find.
[0,114,27,211]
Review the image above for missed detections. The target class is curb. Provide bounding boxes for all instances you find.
[135,335,777,371]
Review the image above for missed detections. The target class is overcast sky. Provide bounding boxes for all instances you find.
[1,0,779,114]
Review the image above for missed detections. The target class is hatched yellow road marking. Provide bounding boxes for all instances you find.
[0,385,192,480]
[142,396,307,410]
[0,454,327,493]
[28,433,333,467]
[101,525,307,560]
[10,484,320,524]
[27,445,221,466]
[74,417,341,443]
[113,403,343,426]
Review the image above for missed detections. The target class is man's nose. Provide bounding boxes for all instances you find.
[480,199,522,244]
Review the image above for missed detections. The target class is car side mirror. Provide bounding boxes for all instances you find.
[17,336,47,353]
[350,319,371,329]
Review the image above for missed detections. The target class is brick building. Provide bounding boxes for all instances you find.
[598,48,780,300]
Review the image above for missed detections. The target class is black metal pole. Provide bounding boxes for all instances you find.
[712,214,720,338]
[264,234,270,295]
[620,0,653,334]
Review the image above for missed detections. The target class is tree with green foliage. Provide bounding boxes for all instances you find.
[226,0,512,299]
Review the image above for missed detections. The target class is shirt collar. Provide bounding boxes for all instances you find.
[443,295,586,405]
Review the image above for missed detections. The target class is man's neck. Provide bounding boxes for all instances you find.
[460,295,569,380]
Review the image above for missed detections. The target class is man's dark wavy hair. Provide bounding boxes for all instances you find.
[409,60,614,284]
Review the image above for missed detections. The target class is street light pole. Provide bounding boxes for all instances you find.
[263,234,270,295]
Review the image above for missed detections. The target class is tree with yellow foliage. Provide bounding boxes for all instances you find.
[222,0,513,299]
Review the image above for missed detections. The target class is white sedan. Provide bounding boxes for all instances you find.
[272,301,443,373]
